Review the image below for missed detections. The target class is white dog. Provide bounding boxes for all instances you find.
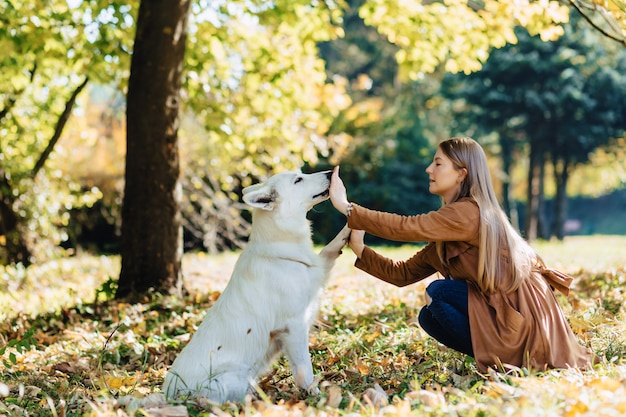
[163,170,351,403]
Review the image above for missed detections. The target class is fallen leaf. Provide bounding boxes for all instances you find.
[0,382,9,397]
[406,389,445,407]
[587,376,622,392]
[356,357,370,375]
[52,361,77,375]
[325,384,343,408]
[363,383,388,407]
[142,405,189,417]
[365,331,382,343]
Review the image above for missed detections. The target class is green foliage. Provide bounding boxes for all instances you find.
[0,0,135,263]
[2,0,624,263]
[446,13,626,171]
[0,328,37,369]
[359,0,570,79]
[182,0,351,188]
[95,276,119,303]
[312,4,448,243]
[176,1,355,251]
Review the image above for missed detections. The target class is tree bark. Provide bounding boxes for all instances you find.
[117,0,190,300]
[551,156,570,240]
[499,130,519,231]
[524,140,546,241]
[0,169,32,265]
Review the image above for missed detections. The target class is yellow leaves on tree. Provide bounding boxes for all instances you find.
[360,0,570,79]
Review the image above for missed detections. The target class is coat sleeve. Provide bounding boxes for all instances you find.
[354,242,440,287]
[347,199,480,243]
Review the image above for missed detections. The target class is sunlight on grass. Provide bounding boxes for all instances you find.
[532,235,626,273]
[0,255,119,321]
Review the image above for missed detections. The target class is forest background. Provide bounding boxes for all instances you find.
[1,0,626,414]
[2,0,626,286]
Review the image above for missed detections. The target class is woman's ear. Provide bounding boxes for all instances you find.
[458,167,468,184]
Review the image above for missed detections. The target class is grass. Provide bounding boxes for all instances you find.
[1,235,626,416]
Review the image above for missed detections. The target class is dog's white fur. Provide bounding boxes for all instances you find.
[163,170,350,403]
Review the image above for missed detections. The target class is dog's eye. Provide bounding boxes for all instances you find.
[294,177,303,184]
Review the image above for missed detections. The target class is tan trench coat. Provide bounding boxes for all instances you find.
[347,198,594,372]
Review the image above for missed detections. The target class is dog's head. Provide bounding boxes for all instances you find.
[242,170,333,213]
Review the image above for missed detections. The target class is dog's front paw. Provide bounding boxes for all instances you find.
[337,224,352,244]
[306,377,321,396]
[321,225,351,258]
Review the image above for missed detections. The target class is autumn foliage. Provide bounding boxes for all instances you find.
[1,236,626,416]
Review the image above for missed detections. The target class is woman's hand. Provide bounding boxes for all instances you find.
[330,166,351,215]
[349,229,366,258]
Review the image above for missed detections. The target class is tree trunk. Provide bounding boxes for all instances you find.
[551,156,570,240]
[524,142,542,241]
[0,169,32,265]
[117,0,190,300]
[499,131,519,230]
[536,157,549,240]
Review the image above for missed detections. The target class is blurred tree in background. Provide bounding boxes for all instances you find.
[442,14,626,240]
[0,0,133,265]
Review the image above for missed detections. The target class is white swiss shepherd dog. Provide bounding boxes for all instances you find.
[163,170,351,403]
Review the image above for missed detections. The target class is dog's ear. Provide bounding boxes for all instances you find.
[242,183,263,196]
[242,185,276,210]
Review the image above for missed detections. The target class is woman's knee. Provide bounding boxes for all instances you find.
[426,279,468,303]
[418,306,439,335]
[425,280,448,301]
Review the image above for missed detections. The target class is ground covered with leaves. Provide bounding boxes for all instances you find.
[1,236,626,416]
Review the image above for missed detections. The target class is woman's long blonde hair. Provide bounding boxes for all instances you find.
[436,137,535,294]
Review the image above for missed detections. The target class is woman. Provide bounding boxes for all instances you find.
[329,137,594,372]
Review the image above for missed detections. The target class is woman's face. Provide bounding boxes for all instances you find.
[425,148,466,203]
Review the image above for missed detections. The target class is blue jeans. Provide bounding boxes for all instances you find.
[418,279,474,356]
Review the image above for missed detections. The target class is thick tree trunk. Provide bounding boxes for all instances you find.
[117,0,190,300]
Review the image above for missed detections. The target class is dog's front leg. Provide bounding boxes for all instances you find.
[319,225,351,266]
[280,326,319,395]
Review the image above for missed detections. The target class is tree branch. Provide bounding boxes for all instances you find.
[32,76,89,178]
[568,0,626,47]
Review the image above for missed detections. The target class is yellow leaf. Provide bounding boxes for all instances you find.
[123,375,138,386]
[103,375,124,389]
[356,357,370,375]
[563,400,588,417]
[587,376,622,392]
[365,331,382,343]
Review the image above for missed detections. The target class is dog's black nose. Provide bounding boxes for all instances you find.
[325,170,333,180]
